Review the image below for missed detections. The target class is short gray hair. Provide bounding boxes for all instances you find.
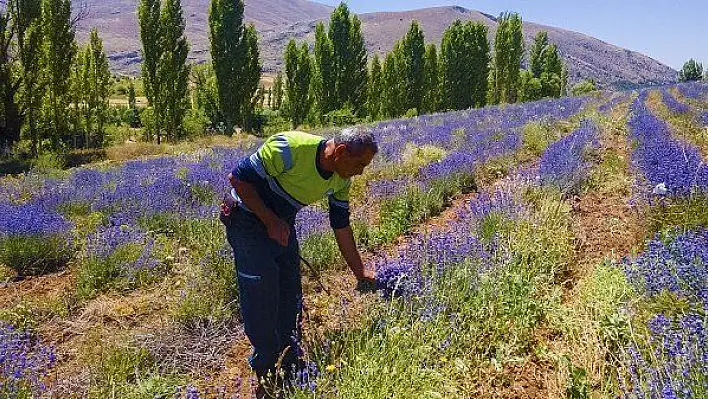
[334,127,378,157]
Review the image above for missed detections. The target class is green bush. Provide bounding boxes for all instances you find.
[75,240,167,301]
[0,235,73,277]
[171,251,236,329]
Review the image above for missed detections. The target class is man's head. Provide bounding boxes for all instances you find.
[332,128,378,178]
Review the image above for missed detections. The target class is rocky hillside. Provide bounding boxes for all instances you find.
[75,1,677,88]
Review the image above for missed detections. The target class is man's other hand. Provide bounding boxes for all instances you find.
[265,216,290,246]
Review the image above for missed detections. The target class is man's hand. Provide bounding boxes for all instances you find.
[356,269,377,293]
[265,216,290,247]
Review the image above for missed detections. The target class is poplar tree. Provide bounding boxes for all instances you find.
[40,0,75,148]
[367,54,382,120]
[156,0,190,142]
[1,0,42,152]
[328,3,367,115]
[421,43,440,114]
[284,40,311,128]
[313,21,335,117]
[400,20,425,113]
[440,21,489,110]
[272,72,284,111]
[82,28,110,147]
[529,31,549,79]
[241,24,261,128]
[381,48,403,118]
[209,0,260,131]
[489,13,523,104]
[138,0,161,141]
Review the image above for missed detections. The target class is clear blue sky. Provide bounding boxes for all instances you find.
[316,0,707,71]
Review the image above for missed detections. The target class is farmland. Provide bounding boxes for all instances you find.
[1,82,707,398]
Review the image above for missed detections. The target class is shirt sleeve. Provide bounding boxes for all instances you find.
[232,134,293,183]
[328,182,351,229]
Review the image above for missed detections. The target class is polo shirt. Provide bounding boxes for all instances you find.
[232,131,351,229]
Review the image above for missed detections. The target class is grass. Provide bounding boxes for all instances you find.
[291,187,576,398]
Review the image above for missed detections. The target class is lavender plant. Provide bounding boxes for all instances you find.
[619,313,706,399]
[539,120,600,195]
[0,323,56,398]
[628,92,708,197]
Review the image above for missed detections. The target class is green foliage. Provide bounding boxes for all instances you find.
[571,79,597,96]
[40,0,76,149]
[518,69,543,102]
[182,108,209,137]
[524,32,565,101]
[88,344,181,399]
[139,0,190,143]
[272,72,284,111]
[440,20,490,110]
[645,195,708,238]
[678,58,703,82]
[381,48,403,118]
[284,40,312,128]
[190,63,220,130]
[301,231,341,271]
[421,44,440,114]
[171,250,236,329]
[399,20,426,113]
[522,120,560,156]
[358,173,475,249]
[75,29,111,148]
[157,0,190,142]
[209,0,248,130]
[328,3,368,115]
[367,54,383,119]
[313,22,337,119]
[75,239,167,301]
[529,31,549,79]
[0,234,73,276]
[489,13,524,104]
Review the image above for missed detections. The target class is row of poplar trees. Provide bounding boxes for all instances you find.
[139,0,261,142]
[0,0,112,154]
[280,6,568,128]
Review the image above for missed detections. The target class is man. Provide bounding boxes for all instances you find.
[223,128,377,396]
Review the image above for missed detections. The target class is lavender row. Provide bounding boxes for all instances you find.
[539,120,599,195]
[676,82,708,100]
[628,91,708,197]
[620,313,706,399]
[622,228,708,309]
[660,88,690,114]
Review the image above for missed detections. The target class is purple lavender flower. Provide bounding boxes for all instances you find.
[623,229,708,309]
[0,323,56,397]
[628,92,708,197]
[620,313,706,399]
[661,88,690,114]
[539,120,599,195]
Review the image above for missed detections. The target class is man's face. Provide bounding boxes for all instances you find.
[333,145,375,179]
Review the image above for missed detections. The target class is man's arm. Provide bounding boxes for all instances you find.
[229,173,289,247]
[334,225,374,283]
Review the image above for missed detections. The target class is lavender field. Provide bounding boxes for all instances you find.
[1,83,708,398]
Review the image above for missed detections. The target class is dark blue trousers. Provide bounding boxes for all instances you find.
[225,208,302,375]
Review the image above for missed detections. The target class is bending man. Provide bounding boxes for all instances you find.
[223,128,377,394]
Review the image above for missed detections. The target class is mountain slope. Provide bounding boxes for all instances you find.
[75,2,677,88]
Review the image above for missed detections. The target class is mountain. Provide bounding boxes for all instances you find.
[74,1,677,88]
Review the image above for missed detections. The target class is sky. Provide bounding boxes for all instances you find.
[316,0,707,71]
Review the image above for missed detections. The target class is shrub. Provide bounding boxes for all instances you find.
[75,226,167,300]
[171,250,236,329]
[0,235,73,277]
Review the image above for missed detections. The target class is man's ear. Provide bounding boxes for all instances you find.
[333,144,348,158]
